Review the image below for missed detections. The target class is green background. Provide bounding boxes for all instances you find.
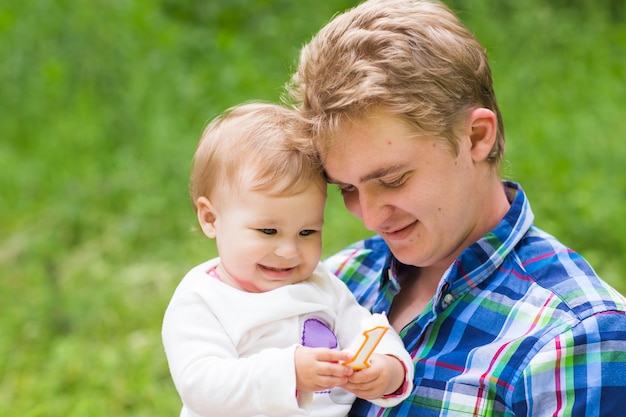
[1,0,624,415]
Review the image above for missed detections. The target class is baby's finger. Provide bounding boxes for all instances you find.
[342,381,379,400]
[347,368,376,384]
[319,360,353,379]
[315,348,353,363]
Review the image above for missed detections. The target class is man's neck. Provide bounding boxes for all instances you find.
[388,264,444,332]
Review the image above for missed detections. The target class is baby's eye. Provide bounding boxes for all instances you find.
[258,228,277,235]
[299,229,318,237]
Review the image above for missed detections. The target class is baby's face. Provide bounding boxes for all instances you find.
[206,180,326,293]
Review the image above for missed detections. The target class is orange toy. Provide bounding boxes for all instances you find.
[343,313,389,370]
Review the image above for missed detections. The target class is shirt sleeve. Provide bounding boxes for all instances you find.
[322,266,414,408]
[513,311,626,416]
[162,290,306,417]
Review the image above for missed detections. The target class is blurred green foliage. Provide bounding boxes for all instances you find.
[0,0,624,415]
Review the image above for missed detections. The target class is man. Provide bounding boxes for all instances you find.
[288,0,626,415]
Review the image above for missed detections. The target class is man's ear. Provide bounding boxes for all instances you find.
[468,108,497,162]
[196,196,217,239]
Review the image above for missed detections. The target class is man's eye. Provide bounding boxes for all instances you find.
[337,184,356,194]
[299,229,317,237]
[258,229,277,235]
[380,175,407,188]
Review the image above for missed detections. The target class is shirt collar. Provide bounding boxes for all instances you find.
[379,181,534,313]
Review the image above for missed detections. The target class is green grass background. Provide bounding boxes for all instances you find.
[1,0,624,415]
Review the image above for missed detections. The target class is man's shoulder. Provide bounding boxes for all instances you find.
[324,235,388,277]
[514,226,626,317]
[323,235,388,307]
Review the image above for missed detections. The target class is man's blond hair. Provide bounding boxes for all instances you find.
[288,0,505,166]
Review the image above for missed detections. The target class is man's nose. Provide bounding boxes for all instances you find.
[358,191,386,231]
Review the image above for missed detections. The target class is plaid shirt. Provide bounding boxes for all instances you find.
[325,181,626,417]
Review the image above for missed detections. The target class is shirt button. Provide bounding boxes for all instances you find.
[443,293,455,305]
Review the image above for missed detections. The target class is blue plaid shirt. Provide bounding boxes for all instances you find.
[325,181,626,416]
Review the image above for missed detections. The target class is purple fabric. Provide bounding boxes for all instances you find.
[302,318,338,349]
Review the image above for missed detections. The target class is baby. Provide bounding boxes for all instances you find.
[162,102,413,417]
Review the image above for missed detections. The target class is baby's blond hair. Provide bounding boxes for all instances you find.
[190,102,325,211]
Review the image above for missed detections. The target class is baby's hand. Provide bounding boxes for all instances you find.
[295,346,353,393]
[342,353,405,400]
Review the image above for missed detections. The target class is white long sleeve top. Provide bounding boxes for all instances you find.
[162,259,413,417]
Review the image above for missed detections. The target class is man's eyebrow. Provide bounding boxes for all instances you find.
[359,165,405,183]
[324,164,406,185]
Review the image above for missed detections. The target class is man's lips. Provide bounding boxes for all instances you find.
[380,221,417,241]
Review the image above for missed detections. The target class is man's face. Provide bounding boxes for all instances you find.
[323,110,485,270]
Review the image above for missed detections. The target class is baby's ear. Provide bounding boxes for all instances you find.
[196,197,217,239]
